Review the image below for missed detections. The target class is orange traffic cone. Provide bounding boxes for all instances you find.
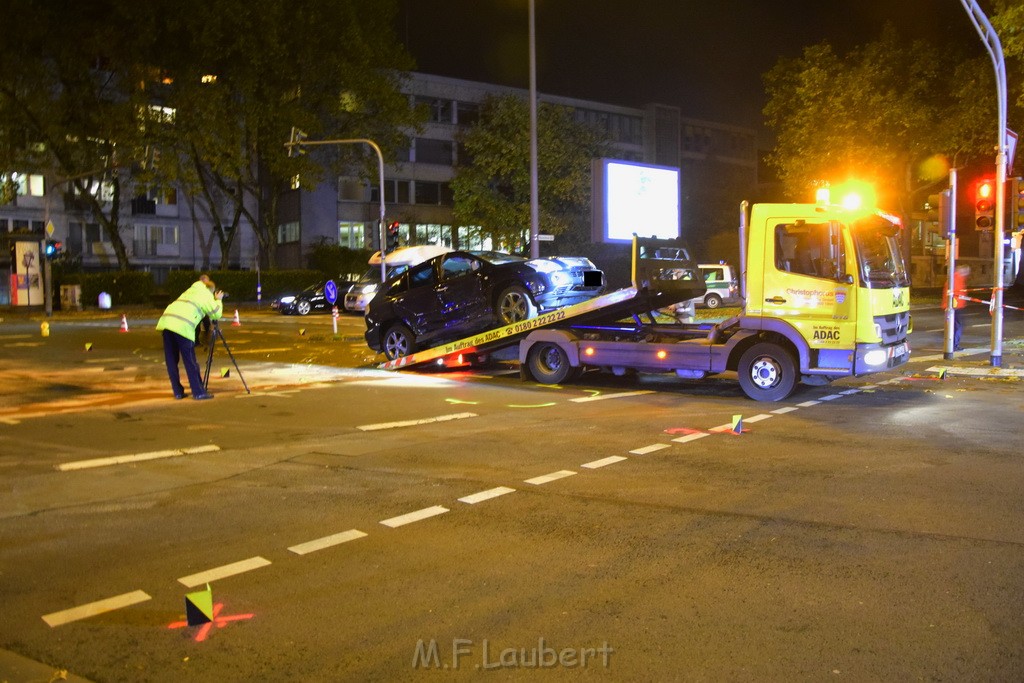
[119,314,129,333]
[232,309,241,327]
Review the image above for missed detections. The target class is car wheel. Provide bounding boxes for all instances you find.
[527,342,573,384]
[705,293,723,309]
[296,299,312,316]
[737,342,796,401]
[383,324,415,360]
[497,285,537,325]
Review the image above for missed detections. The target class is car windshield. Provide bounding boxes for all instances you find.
[471,251,527,265]
[852,216,909,288]
[358,265,409,285]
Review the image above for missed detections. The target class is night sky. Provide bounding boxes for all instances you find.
[396,0,982,138]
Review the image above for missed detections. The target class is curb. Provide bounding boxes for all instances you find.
[0,648,94,683]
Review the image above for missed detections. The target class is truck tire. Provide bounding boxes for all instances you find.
[383,324,415,360]
[497,285,537,325]
[738,342,796,401]
[704,292,722,309]
[527,342,573,384]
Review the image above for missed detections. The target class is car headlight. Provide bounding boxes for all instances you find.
[528,259,561,274]
[550,271,570,287]
[362,284,378,296]
[863,349,887,366]
[280,296,296,305]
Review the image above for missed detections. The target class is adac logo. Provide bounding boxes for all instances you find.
[892,289,905,308]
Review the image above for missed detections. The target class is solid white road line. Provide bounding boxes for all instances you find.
[42,590,151,627]
[569,390,655,403]
[357,412,477,431]
[582,455,628,469]
[288,529,368,555]
[57,445,221,472]
[524,470,577,485]
[380,505,449,528]
[629,444,670,455]
[458,487,516,504]
[177,556,272,588]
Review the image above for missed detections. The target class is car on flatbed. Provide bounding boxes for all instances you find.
[364,250,605,359]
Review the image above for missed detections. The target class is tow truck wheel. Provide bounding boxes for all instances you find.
[296,299,312,316]
[497,285,537,325]
[738,342,796,401]
[527,342,573,384]
[705,293,722,309]
[383,324,415,360]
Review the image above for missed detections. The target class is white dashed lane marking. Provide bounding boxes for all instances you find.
[671,432,710,444]
[524,470,577,485]
[42,590,152,628]
[57,445,221,471]
[629,444,670,455]
[357,412,477,431]
[288,530,368,556]
[582,456,628,469]
[458,487,516,504]
[177,556,272,588]
[569,390,655,403]
[380,505,449,528]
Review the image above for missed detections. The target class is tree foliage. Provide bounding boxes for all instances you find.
[763,24,999,215]
[0,0,418,270]
[451,95,609,250]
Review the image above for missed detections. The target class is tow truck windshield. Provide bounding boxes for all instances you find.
[851,216,909,288]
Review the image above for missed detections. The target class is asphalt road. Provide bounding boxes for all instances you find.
[1,305,1023,681]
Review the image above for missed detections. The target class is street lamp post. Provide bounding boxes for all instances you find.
[286,130,388,282]
[528,0,540,259]
[960,0,1007,367]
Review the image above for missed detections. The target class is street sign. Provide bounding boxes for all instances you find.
[324,280,338,305]
[536,234,555,242]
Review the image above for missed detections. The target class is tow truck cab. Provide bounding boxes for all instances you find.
[743,202,912,382]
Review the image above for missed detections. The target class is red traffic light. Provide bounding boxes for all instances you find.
[975,178,995,230]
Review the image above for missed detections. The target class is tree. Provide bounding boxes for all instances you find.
[762,24,997,216]
[142,0,419,270]
[0,1,157,270]
[451,94,609,250]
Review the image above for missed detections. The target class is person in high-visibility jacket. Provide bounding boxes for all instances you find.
[156,276,224,399]
[943,265,970,351]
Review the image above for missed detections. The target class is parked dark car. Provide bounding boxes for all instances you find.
[364,250,605,359]
[272,280,354,315]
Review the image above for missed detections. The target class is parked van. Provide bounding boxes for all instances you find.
[691,263,739,309]
[344,244,452,313]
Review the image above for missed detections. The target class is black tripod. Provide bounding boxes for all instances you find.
[202,319,250,394]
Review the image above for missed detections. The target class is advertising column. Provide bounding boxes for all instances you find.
[11,241,44,307]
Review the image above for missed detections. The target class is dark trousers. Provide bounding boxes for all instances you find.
[162,329,206,397]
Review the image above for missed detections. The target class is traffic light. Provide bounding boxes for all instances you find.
[386,221,400,251]
[975,178,995,230]
[44,239,62,259]
[926,190,953,238]
[1012,177,1024,230]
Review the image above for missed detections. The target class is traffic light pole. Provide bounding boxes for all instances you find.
[960,0,1007,367]
[944,171,957,361]
[285,130,388,282]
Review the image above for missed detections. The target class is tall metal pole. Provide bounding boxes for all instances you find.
[960,0,1007,367]
[528,0,540,258]
[944,169,958,360]
[285,134,387,282]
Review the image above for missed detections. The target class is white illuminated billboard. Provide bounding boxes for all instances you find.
[593,159,680,244]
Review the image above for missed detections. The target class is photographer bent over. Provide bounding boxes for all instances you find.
[156,275,224,400]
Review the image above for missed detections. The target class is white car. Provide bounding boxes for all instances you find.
[343,244,453,313]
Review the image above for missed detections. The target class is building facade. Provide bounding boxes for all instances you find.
[2,72,758,304]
